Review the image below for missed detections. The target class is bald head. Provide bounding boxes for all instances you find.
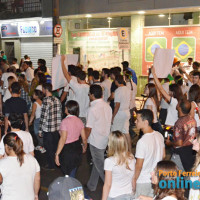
[179,99,191,115]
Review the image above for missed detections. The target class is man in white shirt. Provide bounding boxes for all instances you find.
[0,113,34,158]
[133,109,165,198]
[183,57,193,74]
[111,74,131,151]
[11,58,19,69]
[23,61,34,83]
[61,56,90,125]
[101,68,112,102]
[60,65,77,104]
[1,68,18,90]
[92,70,101,85]
[85,84,112,191]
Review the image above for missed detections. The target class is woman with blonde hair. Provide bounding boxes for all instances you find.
[189,133,200,199]
[102,131,135,200]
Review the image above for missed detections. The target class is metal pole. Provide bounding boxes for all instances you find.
[53,0,60,56]
[122,49,124,61]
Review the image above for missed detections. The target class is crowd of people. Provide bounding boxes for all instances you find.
[0,51,200,200]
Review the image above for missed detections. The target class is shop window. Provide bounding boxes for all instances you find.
[145,12,198,27]
[68,16,131,31]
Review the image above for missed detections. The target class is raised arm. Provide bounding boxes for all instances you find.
[179,66,193,83]
[61,55,71,83]
[151,66,171,103]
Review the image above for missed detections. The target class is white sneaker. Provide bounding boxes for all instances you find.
[40,147,46,154]
[35,146,41,151]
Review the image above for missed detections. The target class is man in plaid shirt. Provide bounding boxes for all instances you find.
[39,83,62,170]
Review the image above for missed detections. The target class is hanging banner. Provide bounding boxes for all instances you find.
[142,26,200,76]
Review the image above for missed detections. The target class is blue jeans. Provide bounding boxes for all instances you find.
[34,118,43,146]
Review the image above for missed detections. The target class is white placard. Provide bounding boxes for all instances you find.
[52,54,79,90]
[153,48,175,78]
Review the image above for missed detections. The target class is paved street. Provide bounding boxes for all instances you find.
[36,151,104,200]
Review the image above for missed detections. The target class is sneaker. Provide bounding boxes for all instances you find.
[35,146,41,151]
[40,147,46,154]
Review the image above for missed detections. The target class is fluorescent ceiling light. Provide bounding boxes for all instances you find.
[107,17,112,20]
[138,11,145,14]
[159,14,165,17]
[86,14,92,18]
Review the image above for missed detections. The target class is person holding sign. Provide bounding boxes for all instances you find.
[61,55,89,125]
[151,66,184,127]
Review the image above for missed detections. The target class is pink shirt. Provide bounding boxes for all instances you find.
[59,115,84,144]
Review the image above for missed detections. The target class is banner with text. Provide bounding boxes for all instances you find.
[142,26,200,76]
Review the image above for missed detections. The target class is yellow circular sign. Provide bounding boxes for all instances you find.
[120,28,128,40]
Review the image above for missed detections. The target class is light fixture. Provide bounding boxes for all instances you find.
[40,20,45,24]
[11,22,17,26]
[138,11,145,14]
[107,17,112,20]
[86,14,92,18]
[159,14,165,17]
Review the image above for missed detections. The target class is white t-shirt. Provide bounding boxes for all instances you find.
[0,154,40,200]
[160,82,169,109]
[181,85,189,96]
[135,131,164,183]
[64,76,77,101]
[126,81,137,109]
[36,85,42,92]
[104,156,135,198]
[11,63,19,69]
[34,102,41,119]
[2,72,18,89]
[101,79,112,102]
[162,197,177,200]
[0,131,34,156]
[25,67,34,82]
[87,99,112,149]
[183,62,193,74]
[3,89,11,103]
[69,79,90,118]
[192,101,200,127]
[144,98,158,123]
[165,97,178,126]
[114,86,131,111]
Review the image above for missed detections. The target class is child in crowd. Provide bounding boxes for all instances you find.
[102,131,135,200]
[29,89,46,153]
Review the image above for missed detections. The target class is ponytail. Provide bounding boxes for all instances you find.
[3,132,25,166]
